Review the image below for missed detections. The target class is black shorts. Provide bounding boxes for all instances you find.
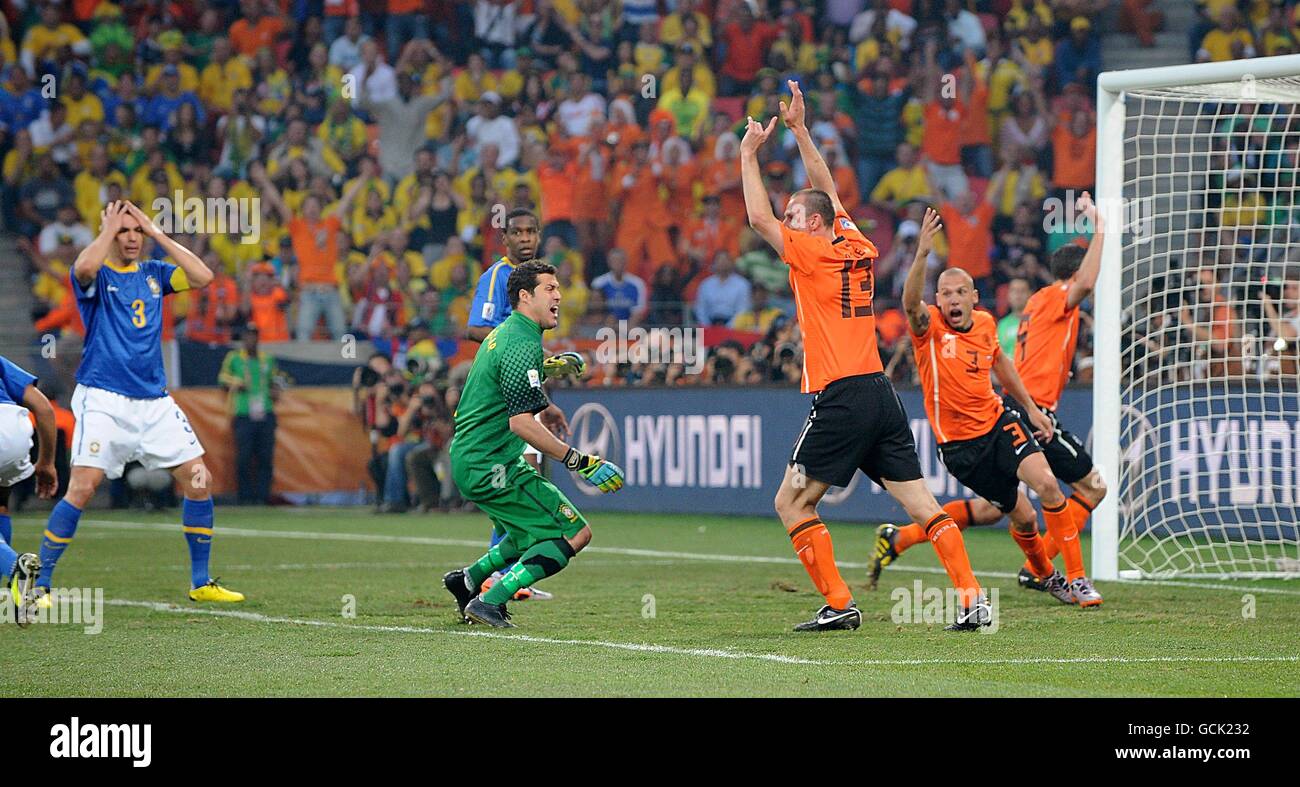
[1001,395,1093,484]
[938,408,1042,513]
[790,372,924,488]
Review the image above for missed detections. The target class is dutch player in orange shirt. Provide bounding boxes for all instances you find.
[869,203,1103,607]
[741,80,991,632]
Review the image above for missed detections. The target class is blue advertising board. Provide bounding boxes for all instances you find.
[549,386,1094,523]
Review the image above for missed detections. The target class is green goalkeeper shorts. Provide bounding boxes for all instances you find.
[456,457,588,551]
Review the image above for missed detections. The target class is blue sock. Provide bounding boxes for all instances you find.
[0,513,11,544]
[38,500,81,590]
[182,497,215,589]
[0,538,16,581]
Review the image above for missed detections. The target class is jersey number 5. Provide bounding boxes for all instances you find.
[130,299,147,328]
[839,258,874,318]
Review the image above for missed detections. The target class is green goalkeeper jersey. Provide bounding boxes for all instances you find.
[450,311,550,491]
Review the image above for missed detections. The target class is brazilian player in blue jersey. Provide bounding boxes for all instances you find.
[461,209,584,602]
[0,354,57,622]
[34,200,244,606]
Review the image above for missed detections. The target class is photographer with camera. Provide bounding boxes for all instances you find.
[404,383,456,513]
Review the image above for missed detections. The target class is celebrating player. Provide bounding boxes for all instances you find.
[869,207,1102,607]
[869,195,1108,597]
[442,261,623,628]
[33,200,244,605]
[742,80,990,632]
[0,354,58,621]
[461,208,584,602]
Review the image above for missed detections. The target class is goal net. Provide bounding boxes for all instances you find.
[1093,55,1300,580]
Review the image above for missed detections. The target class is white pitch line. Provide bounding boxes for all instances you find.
[108,599,1300,669]
[35,518,1300,597]
[107,599,825,665]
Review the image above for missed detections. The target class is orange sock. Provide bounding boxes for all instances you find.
[897,500,970,556]
[1042,500,1084,580]
[1010,526,1054,578]
[924,512,980,609]
[1038,494,1094,561]
[788,517,853,609]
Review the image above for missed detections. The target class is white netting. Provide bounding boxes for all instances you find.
[1116,76,1300,579]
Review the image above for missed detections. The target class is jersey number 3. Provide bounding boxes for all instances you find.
[130,299,147,328]
[839,258,874,318]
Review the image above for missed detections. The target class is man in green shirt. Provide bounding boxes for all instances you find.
[997,277,1031,358]
[218,323,281,505]
[443,261,624,628]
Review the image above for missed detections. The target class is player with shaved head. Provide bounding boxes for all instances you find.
[874,207,1103,608]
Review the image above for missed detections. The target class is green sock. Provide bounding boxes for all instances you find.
[482,539,575,605]
[466,537,522,588]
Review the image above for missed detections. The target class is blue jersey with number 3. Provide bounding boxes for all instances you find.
[73,259,189,399]
[467,257,516,328]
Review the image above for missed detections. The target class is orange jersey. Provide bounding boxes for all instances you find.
[1015,282,1079,410]
[911,304,1004,443]
[782,212,882,393]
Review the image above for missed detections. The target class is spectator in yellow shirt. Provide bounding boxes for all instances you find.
[1199,8,1257,62]
[870,143,934,213]
[659,0,712,47]
[61,70,104,127]
[658,67,711,140]
[662,43,716,98]
[198,37,254,112]
[453,52,498,106]
[429,237,479,290]
[145,31,200,93]
[21,3,91,77]
[1018,17,1056,68]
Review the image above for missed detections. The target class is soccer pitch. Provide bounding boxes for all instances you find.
[2,508,1296,698]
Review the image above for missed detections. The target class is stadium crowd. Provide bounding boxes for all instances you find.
[3,0,1297,496]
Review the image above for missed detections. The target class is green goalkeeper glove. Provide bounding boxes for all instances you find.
[542,351,587,380]
[563,448,625,493]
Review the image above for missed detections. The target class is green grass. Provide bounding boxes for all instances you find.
[1,508,1297,697]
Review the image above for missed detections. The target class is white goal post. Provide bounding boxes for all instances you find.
[1094,54,1300,580]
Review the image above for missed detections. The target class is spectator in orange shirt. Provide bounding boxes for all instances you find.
[572,138,612,269]
[823,143,861,215]
[680,193,741,277]
[244,262,291,343]
[1051,109,1097,194]
[661,136,699,232]
[537,146,579,249]
[718,4,780,96]
[610,139,675,282]
[958,49,993,178]
[187,251,241,344]
[920,42,969,201]
[939,176,1002,299]
[229,0,286,58]
[257,163,366,340]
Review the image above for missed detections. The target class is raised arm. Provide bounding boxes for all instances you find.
[993,349,1053,442]
[250,162,292,226]
[126,201,213,289]
[73,201,129,287]
[903,207,942,335]
[781,80,845,216]
[739,114,783,254]
[21,382,57,498]
[1066,191,1105,309]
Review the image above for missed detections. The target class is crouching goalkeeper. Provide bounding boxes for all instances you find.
[443,260,623,628]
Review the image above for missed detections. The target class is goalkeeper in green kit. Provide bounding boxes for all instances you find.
[443,260,624,628]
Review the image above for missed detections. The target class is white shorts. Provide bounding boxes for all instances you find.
[522,412,543,459]
[0,403,35,487]
[70,384,205,480]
